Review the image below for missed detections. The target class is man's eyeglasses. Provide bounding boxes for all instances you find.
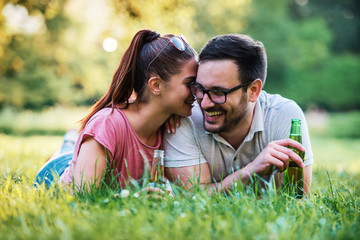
[147,34,189,71]
[190,81,250,104]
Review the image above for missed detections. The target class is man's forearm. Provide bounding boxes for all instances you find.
[199,164,311,196]
[201,167,254,194]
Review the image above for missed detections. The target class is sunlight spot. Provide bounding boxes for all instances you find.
[102,37,118,52]
[2,3,45,35]
[295,0,308,6]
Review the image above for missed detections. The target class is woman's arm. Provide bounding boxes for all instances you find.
[73,137,108,189]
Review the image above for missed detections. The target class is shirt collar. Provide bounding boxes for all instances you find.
[244,99,264,142]
[206,99,265,143]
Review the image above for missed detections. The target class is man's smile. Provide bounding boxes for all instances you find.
[205,111,223,117]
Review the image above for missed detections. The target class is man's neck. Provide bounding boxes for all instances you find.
[219,104,255,150]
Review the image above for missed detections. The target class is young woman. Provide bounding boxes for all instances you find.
[34,29,198,190]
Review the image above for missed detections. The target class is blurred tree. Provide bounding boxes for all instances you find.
[244,0,360,111]
[290,0,360,54]
[0,0,80,110]
[0,0,359,111]
[109,0,198,50]
[190,0,251,50]
[109,0,250,52]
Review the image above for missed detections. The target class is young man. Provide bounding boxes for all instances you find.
[163,34,313,194]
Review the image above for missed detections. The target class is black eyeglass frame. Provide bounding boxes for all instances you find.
[146,34,189,72]
[190,81,250,104]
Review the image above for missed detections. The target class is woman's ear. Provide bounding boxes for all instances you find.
[247,79,262,103]
[148,76,162,96]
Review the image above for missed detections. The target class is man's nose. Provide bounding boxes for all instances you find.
[200,93,215,109]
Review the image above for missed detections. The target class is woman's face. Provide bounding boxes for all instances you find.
[161,58,198,117]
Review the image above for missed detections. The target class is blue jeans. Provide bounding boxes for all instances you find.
[34,142,75,188]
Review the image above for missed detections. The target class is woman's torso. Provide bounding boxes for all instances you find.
[60,108,162,187]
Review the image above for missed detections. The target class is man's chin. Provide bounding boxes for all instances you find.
[203,121,221,133]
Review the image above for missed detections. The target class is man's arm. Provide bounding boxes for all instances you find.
[303,164,312,195]
[165,162,258,193]
[166,138,306,193]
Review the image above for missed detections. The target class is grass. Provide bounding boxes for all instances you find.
[0,110,360,239]
[1,134,359,239]
[0,106,87,136]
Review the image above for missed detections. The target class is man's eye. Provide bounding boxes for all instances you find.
[211,90,224,96]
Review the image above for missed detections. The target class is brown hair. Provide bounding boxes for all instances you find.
[80,29,197,131]
[199,34,267,88]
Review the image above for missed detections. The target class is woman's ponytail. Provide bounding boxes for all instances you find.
[79,29,196,131]
[79,29,159,131]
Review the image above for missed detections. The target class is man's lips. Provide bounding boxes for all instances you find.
[204,110,224,122]
[205,111,223,117]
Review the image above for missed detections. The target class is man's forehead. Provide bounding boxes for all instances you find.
[197,59,240,86]
[199,59,236,67]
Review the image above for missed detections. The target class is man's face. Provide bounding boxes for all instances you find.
[195,60,249,133]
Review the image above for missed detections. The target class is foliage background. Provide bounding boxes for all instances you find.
[0,1,359,239]
[0,0,359,112]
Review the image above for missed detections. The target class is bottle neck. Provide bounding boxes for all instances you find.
[153,150,164,166]
[290,119,302,143]
[290,126,301,135]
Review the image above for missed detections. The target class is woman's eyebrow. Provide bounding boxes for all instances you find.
[184,76,197,81]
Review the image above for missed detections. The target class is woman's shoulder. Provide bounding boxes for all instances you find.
[84,108,129,133]
[91,108,127,122]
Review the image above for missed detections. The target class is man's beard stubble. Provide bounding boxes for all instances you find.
[202,93,248,134]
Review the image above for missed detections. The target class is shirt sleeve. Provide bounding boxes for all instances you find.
[271,101,314,166]
[163,117,207,167]
[80,112,117,161]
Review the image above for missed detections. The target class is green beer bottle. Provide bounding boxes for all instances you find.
[283,119,305,198]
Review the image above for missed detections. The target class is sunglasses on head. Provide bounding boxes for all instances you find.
[147,34,190,71]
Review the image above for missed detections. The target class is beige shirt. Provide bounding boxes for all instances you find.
[163,91,313,182]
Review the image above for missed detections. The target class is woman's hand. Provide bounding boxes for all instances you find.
[164,114,181,134]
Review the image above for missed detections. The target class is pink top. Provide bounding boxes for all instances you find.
[60,108,162,187]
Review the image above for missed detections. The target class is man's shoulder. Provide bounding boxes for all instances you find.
[258,91,297,110]
[189,102,205,129]
[258,91,305,119]
[258,91,306,132]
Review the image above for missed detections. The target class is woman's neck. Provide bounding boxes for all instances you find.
[122,102,169,146]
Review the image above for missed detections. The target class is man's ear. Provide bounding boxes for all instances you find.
[148,76,162,96]
[247,79,262,103]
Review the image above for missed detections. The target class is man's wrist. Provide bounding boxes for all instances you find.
[238,164,254,185]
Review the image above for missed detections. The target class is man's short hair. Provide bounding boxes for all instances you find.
[199,34,267,86]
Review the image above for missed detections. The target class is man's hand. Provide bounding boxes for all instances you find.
[165,139,307,194]
[244,139,305,177]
